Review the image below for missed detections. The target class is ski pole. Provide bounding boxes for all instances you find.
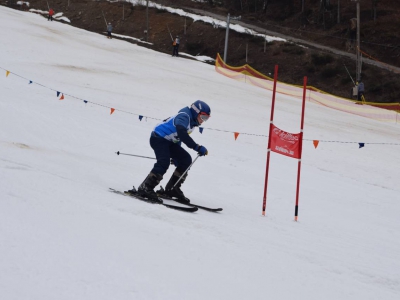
[47,1,50,10]
[172,154,200,189]
[343,63,356,85]
[167,24,174,41]
[101,10,108,27]
[115,151,156,160]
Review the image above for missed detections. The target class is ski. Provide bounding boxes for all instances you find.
[156,187,223,213]
[162,197,223,212]
[109,188,198,213]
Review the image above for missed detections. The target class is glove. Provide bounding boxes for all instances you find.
[195,145,208,156]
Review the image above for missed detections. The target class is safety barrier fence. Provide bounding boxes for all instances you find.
[215,54,400,124]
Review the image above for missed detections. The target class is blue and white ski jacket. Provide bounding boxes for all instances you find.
[153,106,198,149]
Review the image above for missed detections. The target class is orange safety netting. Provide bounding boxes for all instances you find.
[215,53,400,124]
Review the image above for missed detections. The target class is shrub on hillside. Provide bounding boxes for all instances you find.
[282,43,305,55]
[186,41,204,52]
[321,67,338,78]
[311,53,334,65]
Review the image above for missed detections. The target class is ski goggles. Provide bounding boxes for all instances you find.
[199,112,210,122]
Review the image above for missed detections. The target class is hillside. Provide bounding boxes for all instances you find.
[6,0,400,104]
[2,5,400,299]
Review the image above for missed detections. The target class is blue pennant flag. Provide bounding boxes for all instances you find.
[199,127,204,134]
[139,115,143,121]
[29,80,32,84]
[83,100,88,104]
[359,143,365,149]
[57,91,60,97]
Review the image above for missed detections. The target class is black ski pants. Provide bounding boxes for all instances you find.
[172,45,179,56]
[149,132,192,176]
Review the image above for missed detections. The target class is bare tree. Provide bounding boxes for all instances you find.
[262,0,270,13]
[318,0,333,29]
[372,0,378,22]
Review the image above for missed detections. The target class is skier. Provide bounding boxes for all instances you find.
[357,79,365,102]
[127,100,211,203]
[107,23,113,39]
[172,35,180,57]
[48,8,54,21]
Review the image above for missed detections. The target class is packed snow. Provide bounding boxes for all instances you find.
[128,0,286,42]
[1,6,400,300]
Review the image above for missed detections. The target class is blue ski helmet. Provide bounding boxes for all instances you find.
[190,100,211,125]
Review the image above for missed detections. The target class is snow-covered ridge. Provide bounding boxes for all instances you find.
[128,0,286,42]
[29,8,71,23]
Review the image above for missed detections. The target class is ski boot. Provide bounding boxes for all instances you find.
[161,170,190,203]
[132,172,163,203]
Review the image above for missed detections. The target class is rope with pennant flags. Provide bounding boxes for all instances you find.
[2,67,158,122]
[2,66,400,149]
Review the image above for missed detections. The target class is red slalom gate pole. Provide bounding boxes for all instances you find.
[262,65,279,216]
[294,76,308,221]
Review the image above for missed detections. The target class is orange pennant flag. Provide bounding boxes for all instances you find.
[59,94,64,100]
[6,70,10,77]
[313,140,319,149]
[234,132,239,140]
[110,108,115,115]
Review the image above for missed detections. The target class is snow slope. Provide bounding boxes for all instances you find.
[1,6,400,300]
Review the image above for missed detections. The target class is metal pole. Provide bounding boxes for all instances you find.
[115,151,156,160]
[356,0,361,81]
[146,0,149,42]
[223,13,230,63]
[264,31,267,53]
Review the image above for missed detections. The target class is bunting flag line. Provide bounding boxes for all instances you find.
[2,66,400,148]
